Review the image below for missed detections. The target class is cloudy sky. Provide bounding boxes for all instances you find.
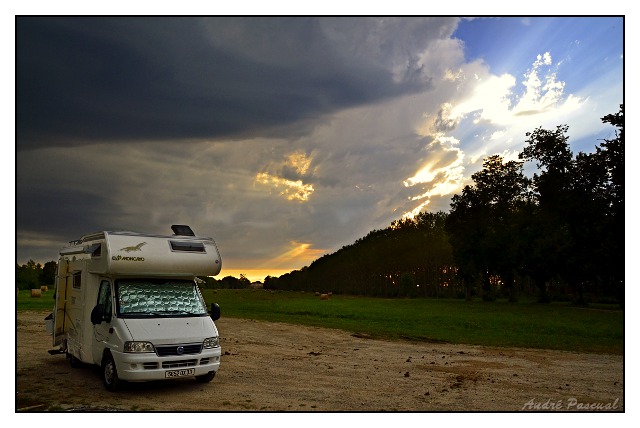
[16,16,623,281]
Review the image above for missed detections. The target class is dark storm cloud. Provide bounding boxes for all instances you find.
[17,17,451,150]
[16,16,469,270]
[17,187,114,239]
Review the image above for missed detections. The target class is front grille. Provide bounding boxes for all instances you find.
[162,359,197,369]
[200,358,210,365]
[155,343,203,357]
[143,362,158,370]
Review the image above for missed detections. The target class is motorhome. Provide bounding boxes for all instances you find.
[46,225,222,391]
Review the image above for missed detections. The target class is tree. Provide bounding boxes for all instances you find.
[40,261,57,285]
[518,111,624,305]
[600,105,624,209]
[400,272,417,298]
[239,274,251,287]
[16,260,42,290]
[518,125,575,301]
[218,276,250,289]
[446,155,529,301]
[446,183,487,299]
[598,105,624,304]
[263,276,277,290]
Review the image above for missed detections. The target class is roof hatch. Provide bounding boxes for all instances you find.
[171,225,195,236]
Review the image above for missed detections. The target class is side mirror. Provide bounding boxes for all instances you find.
[210,303,221,321]
[91,304,105,325]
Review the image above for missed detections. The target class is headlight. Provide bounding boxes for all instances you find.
[203,336,220,349]
[124,341,155,353]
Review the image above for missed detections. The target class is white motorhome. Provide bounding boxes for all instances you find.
[47,225,223,391]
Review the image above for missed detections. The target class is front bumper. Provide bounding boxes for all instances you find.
[112,346,221,382]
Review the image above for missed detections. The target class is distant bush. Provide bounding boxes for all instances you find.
[16,260,57,290]
[198,275,251,289]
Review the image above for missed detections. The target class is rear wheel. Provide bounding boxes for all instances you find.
[102,353,121,392]
[195,371,216,383]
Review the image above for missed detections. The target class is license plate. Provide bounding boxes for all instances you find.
[165,368,195,378]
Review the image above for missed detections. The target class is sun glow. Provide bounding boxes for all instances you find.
[220,241,327,282]
[263,241,326,267]
[217,268,294,283]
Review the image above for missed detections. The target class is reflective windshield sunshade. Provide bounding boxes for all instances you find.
[116,280,208,316]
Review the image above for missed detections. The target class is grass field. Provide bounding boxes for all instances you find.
[201,289,623,354]
[17,288,624,354]
[16,289,57,311]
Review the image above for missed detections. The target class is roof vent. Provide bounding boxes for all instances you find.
[171,225,195,236]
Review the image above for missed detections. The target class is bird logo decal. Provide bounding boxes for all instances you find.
[119,242,147,252]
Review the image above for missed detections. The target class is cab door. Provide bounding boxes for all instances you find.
[92,279,114,364]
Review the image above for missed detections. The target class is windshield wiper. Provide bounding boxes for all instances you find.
[120,310,204,317]
[120,311,163,317]
[155,310,204,316]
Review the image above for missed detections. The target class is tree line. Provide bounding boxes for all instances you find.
[263,211,461,298]
[15,259,254,291]
[265,105,624,305]
[16,260,57,290]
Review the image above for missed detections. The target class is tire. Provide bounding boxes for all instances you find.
[195,371,216,383]
[69,353,83,368]
[102,352,122,392]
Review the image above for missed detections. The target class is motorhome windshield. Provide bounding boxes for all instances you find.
[115,279,208,317]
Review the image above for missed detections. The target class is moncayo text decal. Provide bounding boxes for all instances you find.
[112,255,145,262]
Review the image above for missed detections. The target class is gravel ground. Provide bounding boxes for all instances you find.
[16,310,623,412]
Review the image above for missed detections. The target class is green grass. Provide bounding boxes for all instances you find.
[203,289,623,354]
[17,288,623,354]
[16,289,57,311]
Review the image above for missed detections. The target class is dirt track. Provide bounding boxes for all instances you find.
[16,310,623,412]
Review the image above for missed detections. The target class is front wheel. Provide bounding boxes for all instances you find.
[68,353,82,368]
[102,353,122,392]
[195,371,216,383]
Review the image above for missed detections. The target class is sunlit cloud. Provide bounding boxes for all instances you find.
[443,68,464,82]
[497,149,522,163]
[514,52,564,116]
[256,151,316,201]
[287,152,312,176]
[401,51,593,219]
[448,73,516,126]
[490,130,506,141]
[255,173,315,201]
[404,136,463,187]
[445,52,584,130]
[402,135,465,218]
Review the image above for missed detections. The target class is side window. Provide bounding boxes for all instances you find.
[97,280,113,321]
[72,271,82,289]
